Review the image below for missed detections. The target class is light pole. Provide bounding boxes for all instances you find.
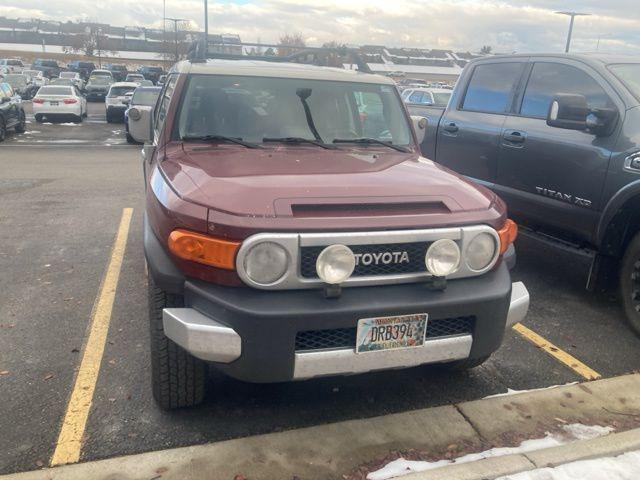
[596,33,612,51]
[204,0,208,47]
[165,18,186,62]
[97,28,102,68]
[556,11,591,53]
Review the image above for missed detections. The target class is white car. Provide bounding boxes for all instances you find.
[22,70,48,87]
[89,69,113,81]
[125,73,145,85]
[59,71,85,90]
[401,87,452,107]
[32,85,87,122]
[0,59,24,74]
[105,82,138,123]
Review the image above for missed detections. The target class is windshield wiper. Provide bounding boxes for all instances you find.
[332,137,410,153]
[263,137,336,149]
[181,134,262,149]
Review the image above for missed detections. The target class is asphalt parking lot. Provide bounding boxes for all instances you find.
[1,101,640,475]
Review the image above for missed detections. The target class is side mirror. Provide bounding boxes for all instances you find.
[547,94,617,137]
[128,105,153,143]
[1,97,10,104]
[411,115,428,145]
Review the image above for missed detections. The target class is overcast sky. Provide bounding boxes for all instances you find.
[3,0,640,53]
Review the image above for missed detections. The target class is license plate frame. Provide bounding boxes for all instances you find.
[356,313,428,353]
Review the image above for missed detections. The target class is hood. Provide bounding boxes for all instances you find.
[160,142,496,222]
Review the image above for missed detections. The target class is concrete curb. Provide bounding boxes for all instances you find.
[2,374,640,480]
[402,427,640,480]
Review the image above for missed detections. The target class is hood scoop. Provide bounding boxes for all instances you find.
[283,198,452,218]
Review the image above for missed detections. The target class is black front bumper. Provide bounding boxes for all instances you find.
[145,218,518,383]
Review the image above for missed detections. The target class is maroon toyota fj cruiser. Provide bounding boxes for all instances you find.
[129,56,529,409]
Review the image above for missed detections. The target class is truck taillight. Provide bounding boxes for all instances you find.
[63,98,78,104]
[498,219,518,254]
[168,230,241,270]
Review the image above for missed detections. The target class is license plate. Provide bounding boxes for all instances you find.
[49,101,59,106]
[356,313,428,353]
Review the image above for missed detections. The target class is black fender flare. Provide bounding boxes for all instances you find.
[596,178,640,251]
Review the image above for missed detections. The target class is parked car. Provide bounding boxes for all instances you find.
[105,82,138,123]
[402,88,452,107]
[125,73,145,84]
[89,69,113,80]
[22,69,48,88]
[59,71,85,90]
[137,65,164,84]
[66,60,96,81]
[32,58,62,79]
[3,73,37,100]
[407,53,640,335]
[105,64,128,82]
[85,76,113,101]
[128,58,528,409]
[32,85,87,122]
[0,82,26,141]
[124,85,160,143]
[0,59,25,74]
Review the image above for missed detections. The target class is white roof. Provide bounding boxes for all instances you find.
[109,82,139,88]
[404,87,451,94]
[91,69,112,75]
[171,59,394,85]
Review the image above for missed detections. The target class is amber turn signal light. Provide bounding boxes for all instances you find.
[497,219,518,254]
[168,230,240,270]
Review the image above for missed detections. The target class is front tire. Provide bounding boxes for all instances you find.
[619,232,640,336]
[148,276,207,410]
[35,114,44,123]
[442,355,491,371]
[15,111,26,133]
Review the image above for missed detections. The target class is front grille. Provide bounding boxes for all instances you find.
[300,242,430,278]
[295,316,475,351]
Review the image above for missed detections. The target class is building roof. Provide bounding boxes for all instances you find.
[171,59,395,84]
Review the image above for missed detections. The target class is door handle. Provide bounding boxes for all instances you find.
[503,131,526,143]
[443,122,459,133]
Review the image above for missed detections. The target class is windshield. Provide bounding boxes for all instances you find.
[7,60,23,66]
[127,74,143,79]
[89,77,110,85]
[608,64,640,101]
[177,75,412,146]
[109,86,136,96]
[92,72,112,78]
[132,89,160,105]
[60,72,76,79]
[41,61,58,67]
[5,75,27,87]
[37,86,74,96]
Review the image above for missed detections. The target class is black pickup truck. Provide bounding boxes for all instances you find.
[408,53,640,335]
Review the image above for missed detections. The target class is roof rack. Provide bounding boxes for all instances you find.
[186,40,372,74]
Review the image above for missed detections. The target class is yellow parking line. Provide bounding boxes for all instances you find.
[50,208,133,466]
[512,322,601,381]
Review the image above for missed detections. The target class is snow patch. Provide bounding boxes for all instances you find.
[58,123,79,126]
[366,424,615,480]
[484,382,578,399]
[497,450,640,480]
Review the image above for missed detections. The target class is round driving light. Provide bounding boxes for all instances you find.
[466,233,497,271]
[128,107,141,121]
[244,242,288,285]
[425,239,461,277]
[316,244,356,284]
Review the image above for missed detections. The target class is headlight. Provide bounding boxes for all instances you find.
[425,239,460,277]
[243,242,288,285]
[465,233,497,271]
[316,244,356,284]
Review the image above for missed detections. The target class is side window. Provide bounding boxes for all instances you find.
[462,62,524,114]
[154,74,178,137]
[408,91,423,103]
[520,62,614,118]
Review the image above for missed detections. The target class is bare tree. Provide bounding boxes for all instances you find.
[63,29,116,65]
[480,45,493,54]
[277,33,306,56]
